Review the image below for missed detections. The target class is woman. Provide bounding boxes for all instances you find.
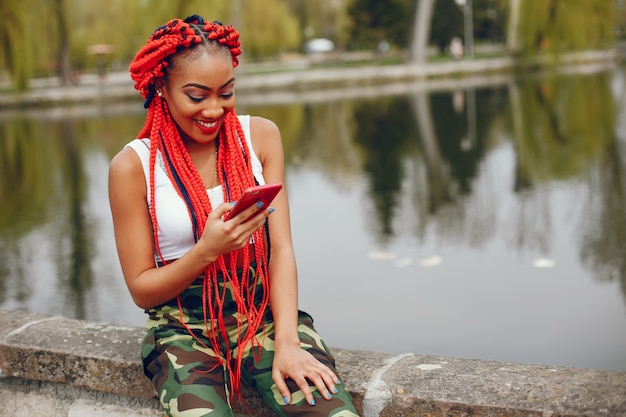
[108,14,358,417]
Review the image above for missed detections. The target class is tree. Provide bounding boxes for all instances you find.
[428,0,506,57]
[286,0,352,47]
[515,0,615,56]
[53,0,72,85]
[472,0,506,43]
[428,0,463,55]
[0,0,35,90]
[347,0,415,50]
[241,0,301,58]
[0,0,304,90]
[409,0,435,63]
[507,0,521,52]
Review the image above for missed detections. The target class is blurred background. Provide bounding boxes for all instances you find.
[1,0,626,372]
[1,0,621,88]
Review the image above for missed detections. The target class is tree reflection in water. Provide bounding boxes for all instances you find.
[56,119,94,320]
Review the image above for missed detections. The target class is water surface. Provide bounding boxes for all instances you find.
[1,63,625,371]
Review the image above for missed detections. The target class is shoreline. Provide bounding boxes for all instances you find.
[0,48,620,110]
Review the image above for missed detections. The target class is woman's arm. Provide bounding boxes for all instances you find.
[108,147,270,309]
[250,117,339,406]
[249,117,300,354]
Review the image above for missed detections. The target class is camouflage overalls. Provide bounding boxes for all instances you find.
[141,266,359,417]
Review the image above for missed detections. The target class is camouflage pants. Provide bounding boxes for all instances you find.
[141,270,359,417]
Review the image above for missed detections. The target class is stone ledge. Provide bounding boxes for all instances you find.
[1,309,625,416]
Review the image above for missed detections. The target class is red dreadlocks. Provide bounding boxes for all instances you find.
[128,15,269,397]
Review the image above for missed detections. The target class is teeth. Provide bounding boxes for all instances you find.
[196,120,216,128]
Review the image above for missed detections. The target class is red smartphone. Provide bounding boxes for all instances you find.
[224,183,283,221]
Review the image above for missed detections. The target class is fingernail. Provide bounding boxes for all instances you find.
[309,399,316,406]
[336,379,342,384]
[256,201,264,209]
[283,396,290,405]
[269,207,275,214]
[332,387,339,394]
[228,201,236,205]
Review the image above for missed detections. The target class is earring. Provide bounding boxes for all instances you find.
[157,90,162,97]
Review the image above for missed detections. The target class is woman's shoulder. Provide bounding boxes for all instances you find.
[249,116,280,137]
[109,143,144,178]
[247,116,283,166]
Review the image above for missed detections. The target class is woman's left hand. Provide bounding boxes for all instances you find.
[272,344,340,406]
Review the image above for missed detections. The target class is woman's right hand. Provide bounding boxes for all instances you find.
[199,201,271,257]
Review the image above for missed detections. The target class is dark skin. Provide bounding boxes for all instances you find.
[108,48,339,406]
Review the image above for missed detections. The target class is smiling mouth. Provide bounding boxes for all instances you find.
[195,120,217,129]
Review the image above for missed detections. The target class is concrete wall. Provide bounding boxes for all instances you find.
[1,309,625,417]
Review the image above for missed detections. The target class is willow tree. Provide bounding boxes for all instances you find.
[0,0,34,90]
[239,0,301,59]
[53,0,72,85]
[286,0,352,48]
[0,0,71,89]
[514,0,615,56]
[69,0,231,72]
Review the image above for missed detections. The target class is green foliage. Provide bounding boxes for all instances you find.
[0,0,39,90]
[241,0,301,59]
[349,0,508,55]
[286,0,352,48]
[0,8,26,89]
[430,0,507,56]
[347,0,415,50]
[0,0,620,89]
[71,0,233,72]
[472,0,506,42]
[516,0,615,55]
[0,0,302,89]
[430,0,463,53]
[616,0,626,39]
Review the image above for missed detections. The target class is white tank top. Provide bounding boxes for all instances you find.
[124,115,265,262]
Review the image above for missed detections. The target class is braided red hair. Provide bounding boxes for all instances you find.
[129,15,269,397]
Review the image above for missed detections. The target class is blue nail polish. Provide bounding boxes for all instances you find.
[332,387,339,394]
[336,379,342,384]
[256,201,264,209]
[269,207,275,214]
[283,396,290,405]
[309,399,316,406]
